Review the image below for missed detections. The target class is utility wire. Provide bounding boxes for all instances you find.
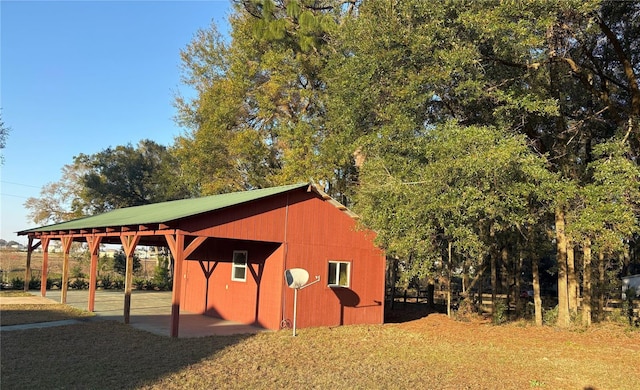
[0,180,40,188]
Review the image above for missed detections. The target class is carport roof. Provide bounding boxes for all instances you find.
[18,182,310,234]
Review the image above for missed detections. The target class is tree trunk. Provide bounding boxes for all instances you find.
[567,240,578,316]
[532,255,543,326]
[426,282,435,309]
[389,257,398,310]
[447,241,452,317]
[491,249,497,315]
[582,238,592,326]
[478,265,484,312]
[501,246,510,316]
[598,251,606,321]
[462,260,469,295]
[555,207,570,327]
[515,249,523,317]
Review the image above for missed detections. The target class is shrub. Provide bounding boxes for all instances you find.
[70,278,88,290]
[99,274,113,289]
[28,276,41,290]
[111,277,125,290]
[453,298,480,322]
[113,249,141,276]
[10,276,24,290]
[543,305,558,326]
[133,277,146,290]
[71,264,85,279]
[492,299,508,325]
[152,256,172,291]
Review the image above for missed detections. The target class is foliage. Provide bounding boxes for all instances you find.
[24,140,193,224]
[152,256,172,290]
[69,278,88,290]
[543,305,559,326]
[24,162,88,224]
[76,140,194,214]
[99,274,114,289]
[174,1,358,199]
[8,276,41,290]
[356,122,553,279]
[112,249,141,276]
[492,299,508,325]
[70,264,85,279]
[98,274,125,290]
[97,254,114,278]
[0,110,9,165]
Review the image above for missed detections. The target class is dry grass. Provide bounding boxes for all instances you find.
[0,304,94,326]
[2,304,639,390]
[0,291,94,326]
[0,291,33,297]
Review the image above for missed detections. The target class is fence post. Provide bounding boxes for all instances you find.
[404,289,407,304]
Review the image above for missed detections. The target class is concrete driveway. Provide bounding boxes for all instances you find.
[3,289,266,338]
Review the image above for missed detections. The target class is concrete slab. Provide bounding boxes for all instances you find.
[3,290,267,338]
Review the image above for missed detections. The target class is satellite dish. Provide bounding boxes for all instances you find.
[283,268,321,336]
[285,268,309,289]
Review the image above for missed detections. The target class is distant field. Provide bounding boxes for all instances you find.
[1,304,638,390]
[0,249,158,284]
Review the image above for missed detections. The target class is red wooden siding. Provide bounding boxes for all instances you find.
[181,239,285,330]
[177,195,292,243]
[180,188,385,330]
[281,192,385,328]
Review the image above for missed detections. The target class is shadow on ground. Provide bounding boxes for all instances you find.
[0,320,254,390]
[384,302,446,323]
[0,304,92,326]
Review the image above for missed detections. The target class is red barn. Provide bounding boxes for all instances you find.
[19,182,386,336]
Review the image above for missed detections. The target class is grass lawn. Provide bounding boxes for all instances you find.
[1,305,639,389]
[0,291,94,326]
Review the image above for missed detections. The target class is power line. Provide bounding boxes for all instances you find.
[0,180,41,188]
[0,193,31,199]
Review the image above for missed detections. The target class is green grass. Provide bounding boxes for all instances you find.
[1,306,639,390]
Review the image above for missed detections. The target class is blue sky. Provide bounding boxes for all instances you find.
[1,0,232,243]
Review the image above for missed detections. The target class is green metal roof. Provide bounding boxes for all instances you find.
[19,182,310,234]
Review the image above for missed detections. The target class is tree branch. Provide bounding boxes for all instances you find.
[596,14,640,116]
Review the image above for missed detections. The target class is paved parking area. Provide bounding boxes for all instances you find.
[3,290,266,338]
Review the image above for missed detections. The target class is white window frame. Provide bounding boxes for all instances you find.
[231,250,248,282]
[327,261,351,288]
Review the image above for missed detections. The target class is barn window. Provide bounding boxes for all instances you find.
[231,250,247,282]
[328,261,350,287]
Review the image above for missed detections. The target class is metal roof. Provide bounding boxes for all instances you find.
[18,182,311,234]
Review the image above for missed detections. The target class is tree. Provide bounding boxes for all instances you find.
[25,140,192,223]
[77,140,193,213]
[568,140,640,324]
[24,160,89,225]
[0,111,9,165]
[355,122,553,316]
[113,248,141,276]
[174,1,357,199]
[329,0,639,326]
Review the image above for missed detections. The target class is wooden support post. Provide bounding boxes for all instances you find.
[87,236,102,312]
[165,234,207,337]
[60,237,73,304]
[24,237,34,292]
[120,234,140,324]
[171,234,184,338]
[40,238,50,297]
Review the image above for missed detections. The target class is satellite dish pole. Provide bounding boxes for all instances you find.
[284,268,320,336]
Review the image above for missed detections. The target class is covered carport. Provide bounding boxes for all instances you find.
[17,183,307,337]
